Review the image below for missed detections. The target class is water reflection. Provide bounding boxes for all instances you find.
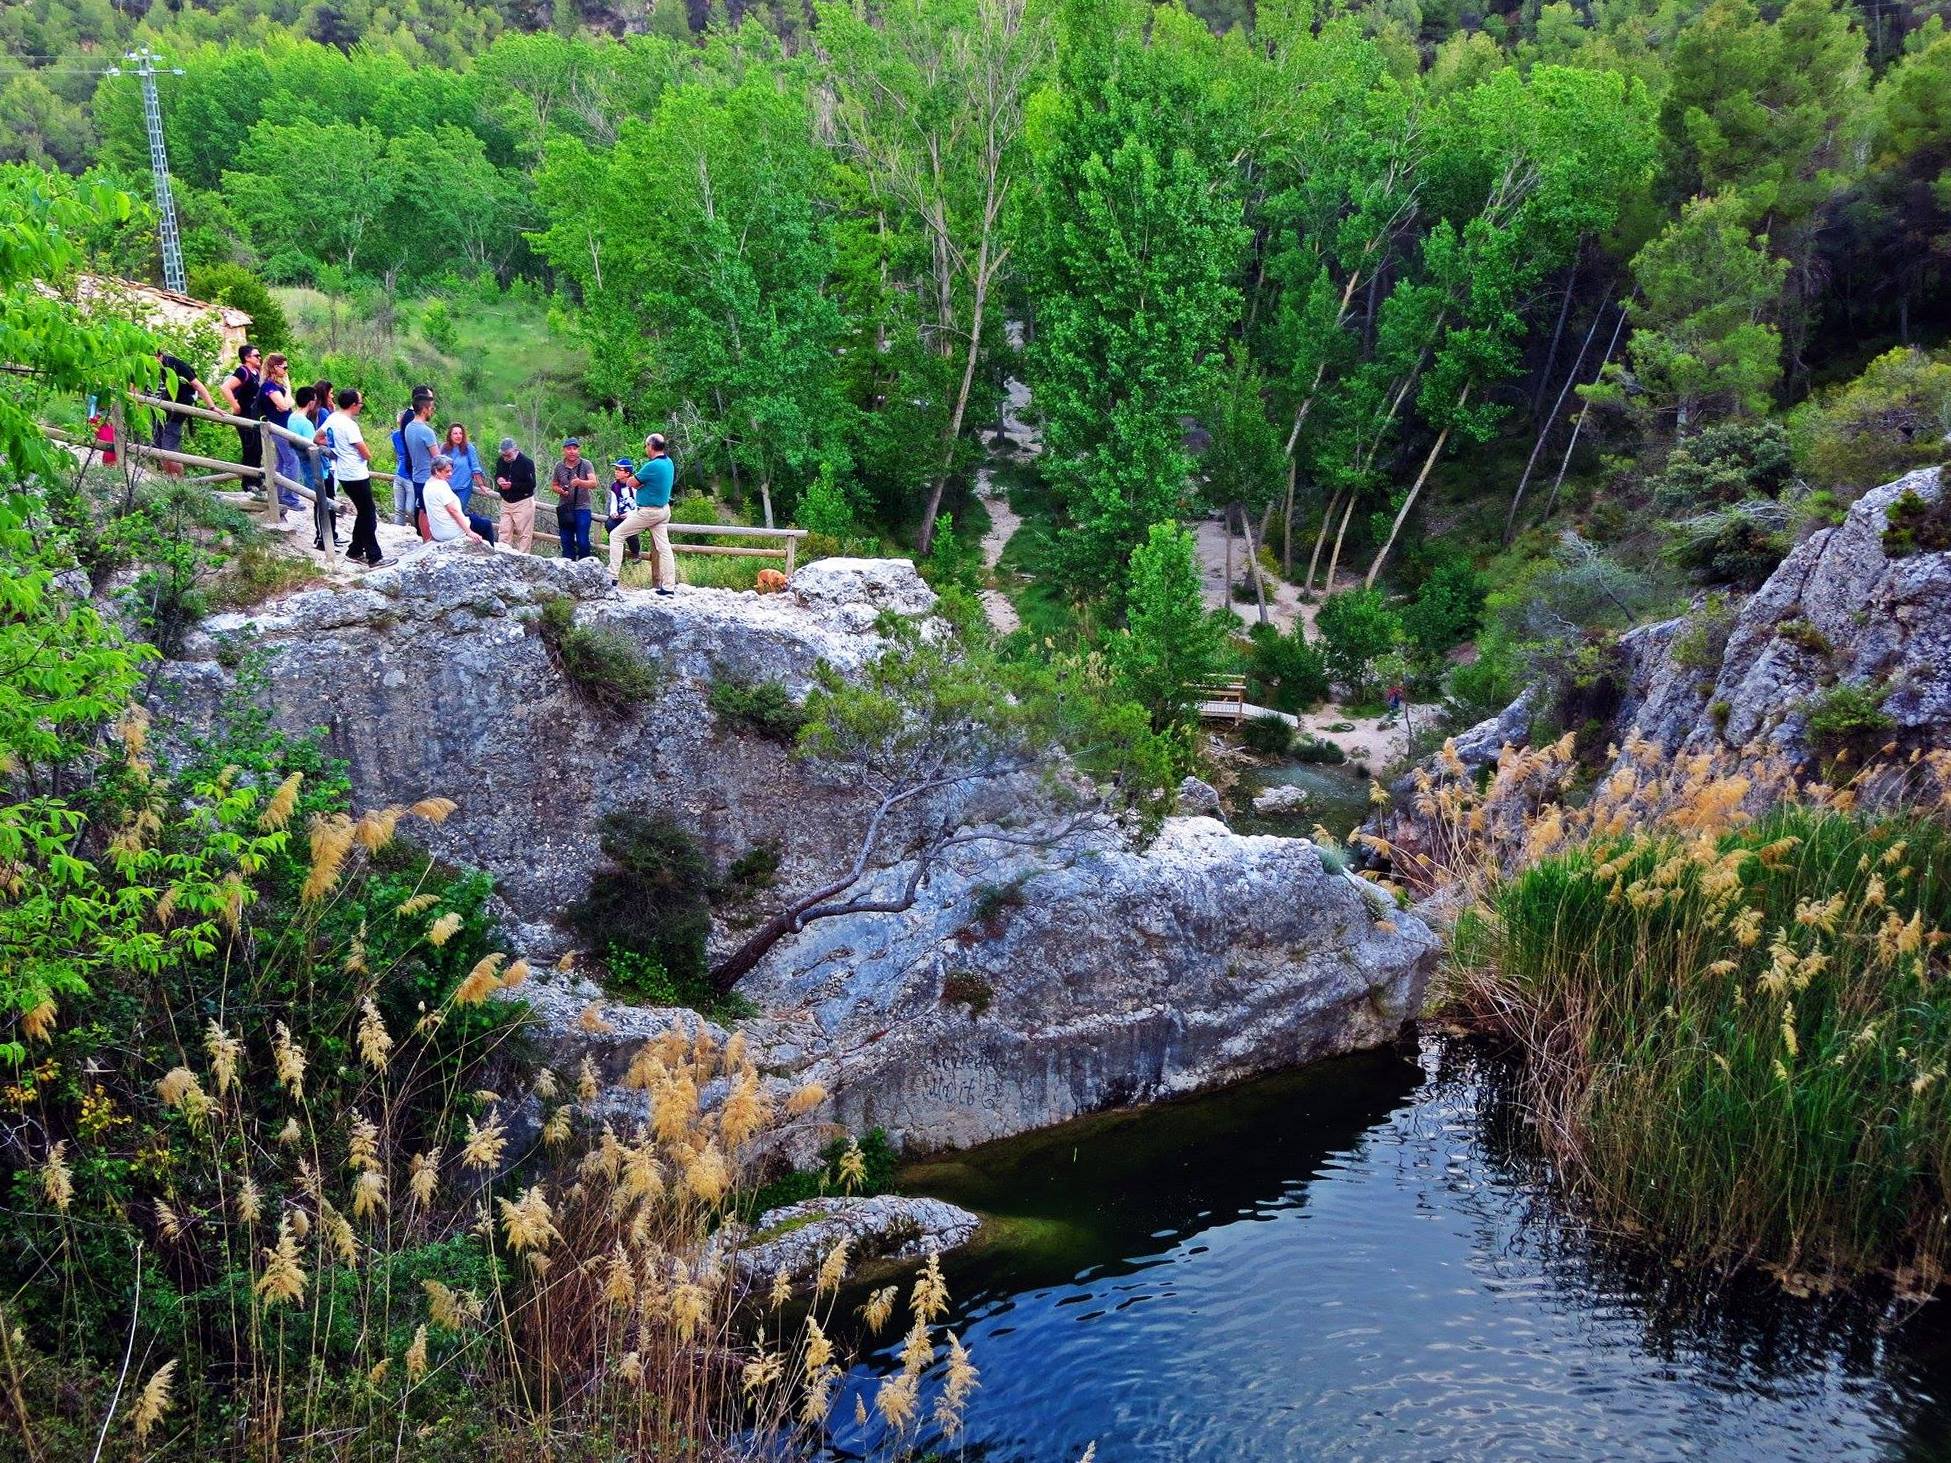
[825,1037,1951,1462]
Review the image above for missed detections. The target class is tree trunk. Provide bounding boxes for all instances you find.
[917,235,995,556]
[1281,456,1298,577]
[1243,503,1270,626]
[1223,507,1234,607]
[1506,297,1607,544]
[1532,266,1576,420]
[1365,382,1469,589]
[1305,486,1343,596]
[1540,306,1628,527]
[1324,491,1359,594]
[759,478,774,530]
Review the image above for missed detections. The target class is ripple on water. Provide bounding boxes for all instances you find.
[826,1038,1951,1463]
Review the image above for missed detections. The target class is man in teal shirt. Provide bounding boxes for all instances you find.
[609,431,677,592]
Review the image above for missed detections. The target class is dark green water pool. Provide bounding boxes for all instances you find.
[825,1037,1951,1461]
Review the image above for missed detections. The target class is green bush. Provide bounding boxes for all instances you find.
[1244,621,1330,712]
[569,812,715,1000]
[1803,681,1894,750]
[708,678,807,741]
[188,262,291,353]
[1293,733,1347,764]
[1649,420,1793,513]
[1315,587,1403,697]
[1400,556,1487,664]
[1241,712,1295,755]
[420,297,459,355]
[1798,347,1951,489]
[745,1128,899,1219]
[1669,593,1739,672]
[1882,488,1951,557]
[537,595,661,713]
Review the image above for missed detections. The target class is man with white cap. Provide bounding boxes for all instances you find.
[494,435,537,552]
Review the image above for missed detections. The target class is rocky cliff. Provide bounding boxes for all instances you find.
[1614,468,1950,760]
[150,548,1436,1152]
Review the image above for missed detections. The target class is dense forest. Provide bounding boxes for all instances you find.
[9,0,1950,618]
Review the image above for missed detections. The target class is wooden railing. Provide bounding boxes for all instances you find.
[79,392,811,572]
[1189,675,1249,725]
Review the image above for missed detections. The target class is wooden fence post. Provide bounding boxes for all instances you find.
[785,536,797,577]
[260,418,281,526]
[109,396,135,511]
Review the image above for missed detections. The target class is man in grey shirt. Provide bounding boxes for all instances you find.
[400,385,438,538]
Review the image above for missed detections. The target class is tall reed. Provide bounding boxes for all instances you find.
[1410,734,1951,1290]
[2,721,975,1458]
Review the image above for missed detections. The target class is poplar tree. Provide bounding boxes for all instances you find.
[1020,0,1247,603]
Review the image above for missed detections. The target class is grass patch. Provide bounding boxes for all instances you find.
[210,539,321,608]
[1452,806,1951,1287]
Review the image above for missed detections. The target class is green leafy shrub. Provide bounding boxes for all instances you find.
[1797,346,1951,490]
[1670,593,1739,672]
[745,1129,899,1218]
[1882,488,1951,556]
[1776,617,1833,656]
[536,594,661,713]
[420,297,459,354]
[1803,681,1894,750]
[189,262,291,353]
[715,842,780,902]
[708,678,807,741]
[569,812,714,999]
[1293,733,1347,764]
[1315,587,1403,697]
[1241,712,1295,755]
[1244,621,1330,712]
[1648,420,1793,513]
[1400,556,1487,664]
[921,511,983,592]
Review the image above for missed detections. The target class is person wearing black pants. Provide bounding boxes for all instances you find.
[322,388,385,568]
[220,343,262,474]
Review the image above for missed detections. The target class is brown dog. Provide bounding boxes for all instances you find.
[755,568,788,594]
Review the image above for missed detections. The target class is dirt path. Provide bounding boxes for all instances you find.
[976,352,1039,635]
[976,465,1022,633]
[1188,515,1435,771]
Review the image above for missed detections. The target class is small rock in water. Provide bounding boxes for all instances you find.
[1178,776,1223,816]
[1253,784,1310,815]
[733,1195,981,1285]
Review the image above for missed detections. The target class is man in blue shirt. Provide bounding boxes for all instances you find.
[609,432,677,592]
[399,386,438,537]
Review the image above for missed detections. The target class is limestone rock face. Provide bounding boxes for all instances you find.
[730,817,1433,1151]
[151,543,1437,1153]
[1432,468,1951,775]
[1252,783,1309,815]
[1620,469,1951,759]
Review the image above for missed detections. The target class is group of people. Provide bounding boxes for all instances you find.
[152,343,680,591]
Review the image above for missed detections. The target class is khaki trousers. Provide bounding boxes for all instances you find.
[611,504,675,585]
[501,496,536,553]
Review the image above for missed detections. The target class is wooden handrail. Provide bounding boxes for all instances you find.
[130,391,317,449]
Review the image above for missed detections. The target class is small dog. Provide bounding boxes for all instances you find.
[755,568,789,594]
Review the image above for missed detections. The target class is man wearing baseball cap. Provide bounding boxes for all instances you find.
[552,437,597,560]
[605,457,643,566]
[610,432,677,593]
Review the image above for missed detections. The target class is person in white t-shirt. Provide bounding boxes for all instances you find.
[423,456,486,546]
[322,388,385,567]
